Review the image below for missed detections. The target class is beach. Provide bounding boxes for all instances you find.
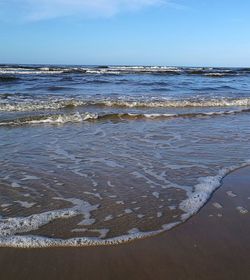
[0,166,249,280]
[1,0,250,278]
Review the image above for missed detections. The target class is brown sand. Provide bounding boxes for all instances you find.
[0,167,250,280]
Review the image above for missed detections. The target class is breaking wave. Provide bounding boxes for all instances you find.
[1,108,250,126]
[1,97,250,112]
[1,65,250,77]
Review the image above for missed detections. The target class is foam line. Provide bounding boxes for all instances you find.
[1,97,250,112]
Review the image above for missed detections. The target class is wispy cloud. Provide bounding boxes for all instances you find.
[0,0,172,21]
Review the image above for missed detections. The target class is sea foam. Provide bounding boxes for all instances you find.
[0,161,249,248]
[1,97,250,112]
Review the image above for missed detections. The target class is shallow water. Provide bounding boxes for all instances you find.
[0,64,250,247]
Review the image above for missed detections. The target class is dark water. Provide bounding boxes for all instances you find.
[0,64,250,247]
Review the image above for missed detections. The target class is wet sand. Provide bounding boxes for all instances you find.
[0,166,249,280]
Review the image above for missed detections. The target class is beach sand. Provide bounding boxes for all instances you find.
[0,166,249,280]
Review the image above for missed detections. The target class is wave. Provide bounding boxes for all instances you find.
[1,65,249,77]
[137,81,169,86]
[0,70,64,75]
[0,112,98,126]
[1,97,250,112]
[0,93,15,100]
[1,108,249,126]
[0,99,87,111]
[83,79,111,84]
[0,161,249,248]
[0,92,35,100]
[47,86,76,91]
[204,73,235,77]
[0,76,20,82]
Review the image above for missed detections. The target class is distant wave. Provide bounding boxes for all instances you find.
[1,108,250,126]
[1,97,250,112]
[1,65,250,77]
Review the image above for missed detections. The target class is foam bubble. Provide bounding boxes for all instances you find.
[14,201,36,208]
[11,182,21,188]
[236,206,248,214]
[226,191,237,197]
[116,201,124,205]
[180,161,250,219]
[152,192,160,199]
[104,215,113,221]
[157,212,162,218]
[137,214,144,219]
[124,209,133,214]
[0,209,76,238]
[212,202,223,209]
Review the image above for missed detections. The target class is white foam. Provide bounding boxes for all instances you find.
[0,209,76,238]
[157,212,162,218]
[1,97,250,113]
[236,206,248,215]
[84,192,102,200]
[0,99,87,112]
[226,191,237,197]
[21,175,40,181]
[89,229,109,239]
[0,229,161,248]
[180,161,250,220]
[1,204,12,208]
[0,162,249,248]
[29,112,98,125]
[107,181,115,188]
[15,201,36,208]
[127,228,140,234]
[11,182,21,188]
[116,201,124,205]
[137,214,144,219]
[54,198,99,226]
[97,98,250,108]
[1,108,250,128]
[152,192,160,199]
[104,215,113,221]
[212,202,223,209]
[204,73,229,77]
[0,70,64,75]
[108,195,117,198]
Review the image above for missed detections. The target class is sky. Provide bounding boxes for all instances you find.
[0,0,250,66]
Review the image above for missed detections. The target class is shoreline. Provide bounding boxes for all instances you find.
[1,163,248,249]
[0,166,250,279]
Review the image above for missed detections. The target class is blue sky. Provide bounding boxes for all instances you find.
[0,0,250,66]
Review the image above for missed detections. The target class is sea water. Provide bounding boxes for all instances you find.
[0,64,250,247]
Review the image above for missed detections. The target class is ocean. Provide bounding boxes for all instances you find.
[0,64,250,247]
